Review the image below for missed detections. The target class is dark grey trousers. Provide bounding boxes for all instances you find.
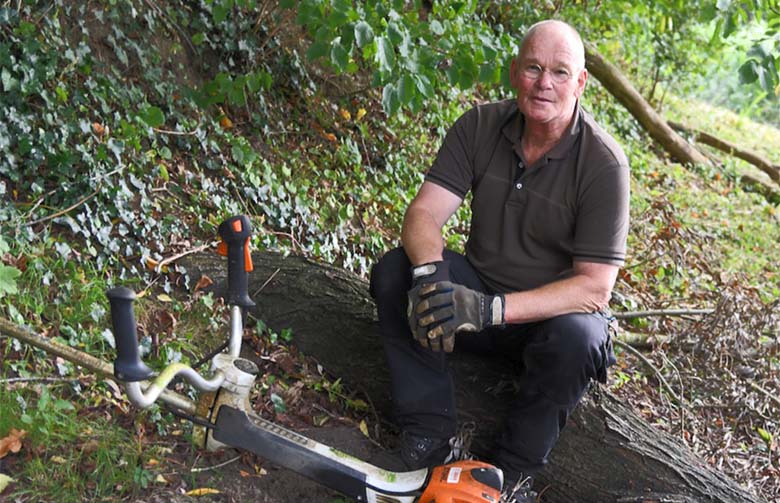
[369,247,616,477]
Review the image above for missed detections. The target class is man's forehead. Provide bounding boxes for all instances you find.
[520,30,581,66]
[521,46,578,66]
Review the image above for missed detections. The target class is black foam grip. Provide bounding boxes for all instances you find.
[106,287,154,382]
[218,215,256,308]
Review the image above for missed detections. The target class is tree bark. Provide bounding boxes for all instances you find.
[182,251,763,503]
[583,42,710,167]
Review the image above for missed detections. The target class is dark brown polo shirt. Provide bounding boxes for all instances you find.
[426,99,630,293]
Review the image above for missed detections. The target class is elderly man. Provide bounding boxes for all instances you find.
[370,19,629,501]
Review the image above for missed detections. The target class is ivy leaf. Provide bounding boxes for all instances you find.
[212,4,229,24]
[270,393,286,413]
[0,264,21,298]
[354,21,374,48]
[139,106,165,128]
[1,67,18,92]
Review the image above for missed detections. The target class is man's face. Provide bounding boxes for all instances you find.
[510,27,587,129]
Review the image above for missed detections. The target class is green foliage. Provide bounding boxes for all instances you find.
[710,0,780,96]
[0,263,21,299]
[291,0,521,115]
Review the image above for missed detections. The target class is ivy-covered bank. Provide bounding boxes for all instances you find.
[1,1,780,502]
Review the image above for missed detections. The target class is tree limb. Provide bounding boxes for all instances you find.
[584,41,710,166]
[667,121,780,184]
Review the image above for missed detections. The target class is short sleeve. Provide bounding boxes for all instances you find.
[573,153,630,265]
[425,107,479,199]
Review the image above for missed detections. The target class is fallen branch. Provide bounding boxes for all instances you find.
[747,380,780,410]
[0,316,195,414]
[614,339,684,406]
[156,240,220,273]
[190,454,241,473]
[25,183,102,227]
[614,308,714,320]
[668,121,780,184]
[0,377,86,384]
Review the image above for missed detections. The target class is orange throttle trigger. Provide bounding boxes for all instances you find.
[217,240,228,256]
[243,239,253,272]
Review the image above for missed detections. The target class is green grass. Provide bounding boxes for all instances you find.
[0,383,152,502]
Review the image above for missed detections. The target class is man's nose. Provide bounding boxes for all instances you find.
[535,69,554,88]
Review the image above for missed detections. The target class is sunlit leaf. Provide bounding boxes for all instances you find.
[757,427,773,444]
[185,488,222,496]
[0,474,14,494]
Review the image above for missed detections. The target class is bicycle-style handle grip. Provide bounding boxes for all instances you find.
[106,287,154,382]
[217,215,256,309]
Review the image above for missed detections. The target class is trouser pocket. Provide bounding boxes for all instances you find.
[596,310,618,383]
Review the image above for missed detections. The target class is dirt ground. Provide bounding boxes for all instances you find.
[131,425,383,503]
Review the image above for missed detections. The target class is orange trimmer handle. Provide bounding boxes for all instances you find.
[217,215,256,309]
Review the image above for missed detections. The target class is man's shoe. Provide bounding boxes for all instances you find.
[501,474,537,503]
[397,430,451,470]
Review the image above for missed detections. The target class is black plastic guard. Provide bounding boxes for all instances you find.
[213,406,369,501]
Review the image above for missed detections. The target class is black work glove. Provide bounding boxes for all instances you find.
[412,281,505,352]
[407,261,450,349]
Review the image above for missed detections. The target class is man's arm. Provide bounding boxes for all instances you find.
[401,182,463,266]
[503,260,619,324]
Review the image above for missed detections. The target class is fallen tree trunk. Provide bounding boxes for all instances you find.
[584,42,710,167]
[668,120,780,184]
[182,250,763,503]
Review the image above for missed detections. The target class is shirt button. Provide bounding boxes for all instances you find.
[515,182,523,190]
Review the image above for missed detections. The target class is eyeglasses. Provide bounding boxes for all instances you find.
[520,63,577,84]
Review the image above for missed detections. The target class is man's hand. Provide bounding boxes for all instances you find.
[407,261,450,349]
[410,281,505,352]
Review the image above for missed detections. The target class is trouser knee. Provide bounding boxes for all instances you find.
[369,247,411,304]
[527,313,613,404]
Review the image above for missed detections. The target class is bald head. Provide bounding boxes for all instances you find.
[520,20,585,70]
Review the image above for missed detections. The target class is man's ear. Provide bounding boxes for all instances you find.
[574,68,588,98]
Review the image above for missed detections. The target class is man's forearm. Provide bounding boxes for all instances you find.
[503,272,614,324]
[401,206,446,266]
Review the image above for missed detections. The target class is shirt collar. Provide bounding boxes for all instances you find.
[501,101,582,161]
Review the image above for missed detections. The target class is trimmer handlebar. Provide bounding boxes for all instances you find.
[106,287,154,382]
[217,215,255,310]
